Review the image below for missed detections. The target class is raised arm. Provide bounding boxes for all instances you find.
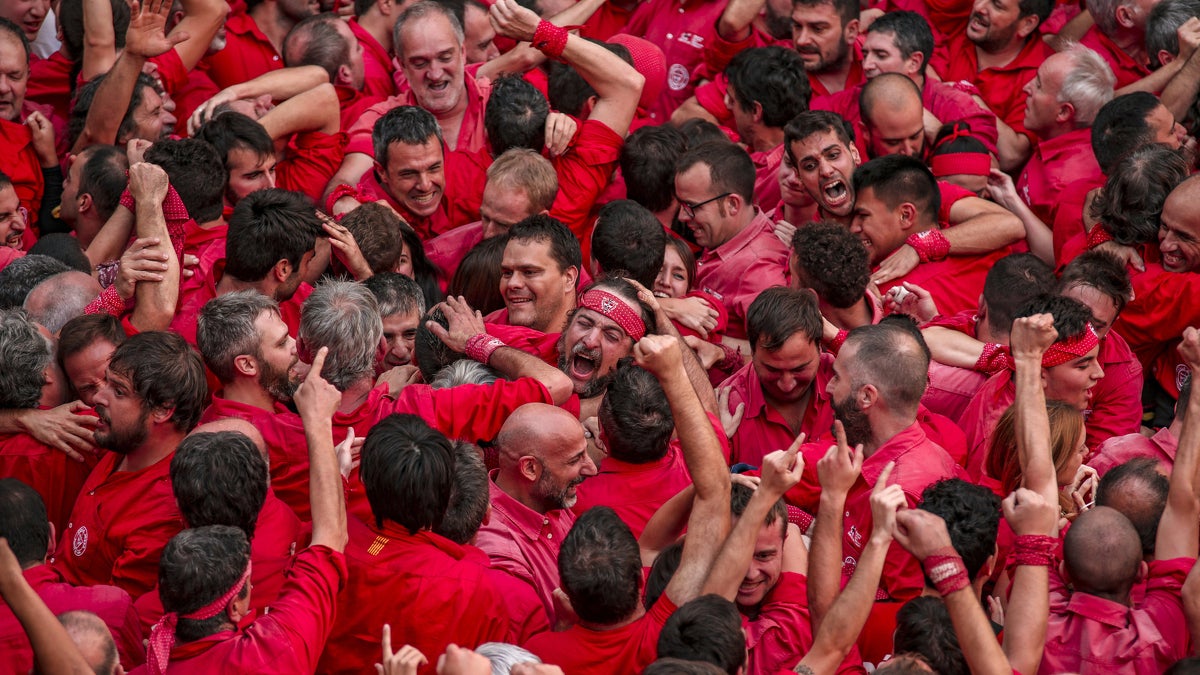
[921,326,988,369]
[1009,314,1060,503]
[476,0,608,82]
[1156,327,1200,560]
[490,0,644,137]
[80,0,119,80]
[798,463,904,674]
[999,487,1057,675]
[716,0,768,41]
[702,437,805,599]
[944,196,1025,253]
[630,279,719,415]
[127,162,180,332]
[809,422,863,630]
[428,295,573,404]
[894,509,1013,675]
[166,0,228,74]
[294,347,349,552]
[636,334,732,604]
[189,65,331,134]
[0,539,95,675]
[259,83,341,139]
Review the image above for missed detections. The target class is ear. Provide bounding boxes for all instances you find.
[273,258,293,284]
[725,191,748,217]
[583,95,599,118]
[1157,50,1176,67]
[518,455,541,482]
[1015,13,1040,38]
[1058,559,1070,584]
[859,382,879,410]
[563,265,579,293]
[843,17,860,41]
[336,64,353,88]
[1056,100,1076,125]
[752,100,765,124]
[849,141,862,166]
[77,192,93,214]
[982,549,997,579]
[1115,4,1136,28]
[46,521,56,561]
[149,405,176,425]
[907,52,926,79]
[233,353,259,378]
[898,202,919,230]
[1136,560,1148,582]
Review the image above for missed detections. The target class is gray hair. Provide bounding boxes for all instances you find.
[394,1,464,57]
[1058,43,1116,127]
[58,610,119,675]
[197,291,281,384]
[363,271,426,319]
[1087,0,1125,35]
[0,309,52,409]
[429,359,501,388]
[23,271,101,334]
[1147,0,1200,66]
[299,280,383,391]
[475,643,542,675]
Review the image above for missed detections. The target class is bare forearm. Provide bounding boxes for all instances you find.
[559,34,643,135]
[85,207,136,268]
[800,537,889,673]
[945,201,1024,253]
[944,586,1012,675]
[172,0,228,70]
[661,368,727,501]
[324,153,373,199]
[1015,354,1057,501]
[923,327,985,369]
[655,313,718,414]
[717,0,766,39]
[73,54,145,152]
[305,418,347,551]
[260,83,341,138]
[1002,564,1049,675]
[995,120,1032,173]
[1162,53,1200,121]
[808,491,848,629]
[1114,58,1183,97]
[81,0,118,79]
[131,203,180,331]
[1158,375,1200,558]
[227,65,330,102]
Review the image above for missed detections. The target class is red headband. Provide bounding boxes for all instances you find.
[147,560,252,675]
[577,289,646,341]
[1042,323,1100,368]
[930,152,991,177]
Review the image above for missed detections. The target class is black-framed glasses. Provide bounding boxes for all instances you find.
[677,192,731,219]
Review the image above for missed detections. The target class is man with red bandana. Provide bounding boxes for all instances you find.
[930,0,1056,171]
[960,296,1104,482]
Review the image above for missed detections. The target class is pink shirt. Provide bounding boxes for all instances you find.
[695,209,791,339]
[751,144,785,211]
[1089,427,1177,477]
[425,221,485,281]
[474,472,577,623]
[571,446,692,538]
[348,19,397,99]
[1040,557,1192,674]
[1016,127,1102,226]
[922,360,989,424]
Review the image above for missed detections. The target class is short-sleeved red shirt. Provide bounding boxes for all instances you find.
[203,11,283,90]
[931,33,1054,138]
[276,131,347,204]
[549,119,624,261]
[695,209,791,339]
[1112,260,1200,395]
[319,520,509,675]
[525,593,678,674]
[0,431,93,533]
[624,0,729,121]
[1017,127,1102,226]
[1084,330,1143,451]
[51,451,184,599]
[877,248,1007,319]
[349,19,397,99]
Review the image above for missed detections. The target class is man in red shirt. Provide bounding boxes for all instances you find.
[1015,44,1113,227]
[621,0,728,122]
[133,346,349,674]
[497,215,582,334]
[53,145,130,250]
[525,333,732,674]
[850,155,1005,317]
[0,309,92,534]
[0,479,145,673]
[720,287,833,468]
[1081,0,1177,91]
[675,142,790,348]
[204,0,315,89]
[58,313,128,408]
[282,13,384,132]
[1039,333,1200,673]
[930,0,1055,171]
[364,272,426,369]
[52,331,208,599]
[348,0,414,98]
[473,402,598,623]
[813,12,999,157]
[319,415,509,675]
[723,46,811,210]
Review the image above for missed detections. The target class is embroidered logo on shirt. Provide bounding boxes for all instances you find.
[668,64,690,91]
[368,536,389,556]
[72,526,88,557]
[847,525,863,548]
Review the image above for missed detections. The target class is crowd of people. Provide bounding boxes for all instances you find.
[1,0,1200,670]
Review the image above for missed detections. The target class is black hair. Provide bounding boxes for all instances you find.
[746,286,823,351]
[0,478,50,566]
[171,431,268,539]
[360,414,456,532]
[1091,92,1164,174]
[597,359,674,464]
[980,253,1057,337]
[852,154,940,226]
[224,189,323,283]
[591,200,667,287]
[144,139,227,223]
[484,74,550,155]
[559,506,643,624]
[790,221,870,309]
[656,594,747,674]
[507,214,583,278]
[676,141,757,204]
[107,331,209,433]
[158,526,251,643]
[724,46,811,128]
[918,478,1000,581]
[621,125,688,213]
[867,11,934,70]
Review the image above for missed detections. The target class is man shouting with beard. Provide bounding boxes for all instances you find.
[51,331,209,600]
[786,317,963,602]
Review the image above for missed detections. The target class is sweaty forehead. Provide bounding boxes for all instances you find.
[399,15,461,56]
[572,305,630,338]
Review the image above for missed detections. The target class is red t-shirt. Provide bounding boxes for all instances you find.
[345,71,493,155]
[0,564,145,672]
[349,19,398,99]
[877,248,1007,319]
[0,431,93,533]
[51,451,184,599]
[1112,260,1200,397]
[27,51,73,121]
[425,220,485,281]
[319,520,509,675]
[203,11,283,90]
[525,593,678,675]
[463,546,552,644]
[550,118,624,262]
[1085,330,1143,451]
[335,84,385,134]
[276,131,347,204]
[931,33,1054,139]
[127,545,347,675]
[1079,25,1150,90]
[1016,127,1102,226]
[960,370,1015,482]
[695,209,791,339]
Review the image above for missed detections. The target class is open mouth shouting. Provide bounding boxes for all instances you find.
[568,344,601,382]
[820,177,851,212]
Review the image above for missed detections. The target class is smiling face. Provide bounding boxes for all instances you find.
[674,163,736,249]
[381,308,421,368]
[654,244,691,299]
[1159,190,1200,273]
[500,238,576,333]
[966,0,1028,52]
[0,0,48,42]
[398,13,467,117]
[790,129,860,218]
[1043,346,1104,410]
[530,416,597,511]
[379,138,445,218]
[850,186,909,264]
[0,184,25,249]
[736,518,785,608]
[752,332,821,405]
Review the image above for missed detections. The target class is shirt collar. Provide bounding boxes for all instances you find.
[1064,591,1136,629]
[704,209,772,262]
[487,470,570,542]
[860,422,929,486]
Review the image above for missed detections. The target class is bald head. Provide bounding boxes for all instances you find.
[191,418,268,462]
[497,403,583,464]
[1160,174,1200,272]
[24,271,103,334]
[861,72,923,125]
[860,73,925,158]
[58,611,118,675]
[495,402,595,512]
[1063,506,1144,596]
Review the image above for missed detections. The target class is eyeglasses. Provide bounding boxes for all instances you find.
[677,193,731,219]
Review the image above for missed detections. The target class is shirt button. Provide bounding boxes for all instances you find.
[666,33,673,39]
[678,7,684,12]
[547,533,554,540]
[273,55,279,61]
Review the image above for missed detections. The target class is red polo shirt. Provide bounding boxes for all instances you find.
[525,593,678,674]
[960,370,1015,482]
[1090,426,1177,477]
[474,472,576,623]
[923,360,989,425]
[1016,127,1102,226]
[695,209,791,339]
[1085,330,1142,451]
[349,19,397,99]
[1040,557,1192,674]
[127,545,346,675]
[813,77,1000,157]
[276,130,347,203]
[0,564,145,672]
[27,51,73,121]
[550,119,624,261]
[345,72,492,155]
[0,432,93,534]
[462,546,551,644]
[352,147,489,239]
[425,220,485,281]
[720,353,836,468]
[789,423,962,601]
[751,144,785,211]
[1079,25,1150,90]
[624,0,729,121]
[169,260,311,346]
[1050,178,1104,263]
[203,11,283,90]
[133,489,305,635]
[319,519,509,675]
[931,33,1054,139]
[744,572,866,675]
[1112,261,1200,396]
[51,451,184,600]
[877,247,1007,319]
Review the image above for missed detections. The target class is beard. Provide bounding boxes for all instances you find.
[260,358,300,402]
[830,391,872,448]
[535,464,586,511]
[557,336,615,399]
[94,406,151,455]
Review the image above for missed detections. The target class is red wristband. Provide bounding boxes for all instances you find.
[326,183,366,215]
[465,333,505,365]
[1012,534,1058,568]
[974,342,1012,374]
[532,20,570,60]
[923,547,970,595]
[907,229,951,263]
[827,329,849,356]
[1086,223,1114,249]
